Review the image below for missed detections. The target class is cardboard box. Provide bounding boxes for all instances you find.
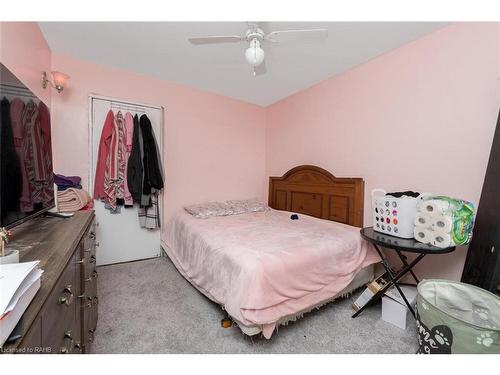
[381,285,418,329]
[352,275,388,311]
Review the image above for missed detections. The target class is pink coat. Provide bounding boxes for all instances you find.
[94,110,115,200]
[123,112,134,206]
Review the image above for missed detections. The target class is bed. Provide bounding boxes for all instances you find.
[161,165,379,338]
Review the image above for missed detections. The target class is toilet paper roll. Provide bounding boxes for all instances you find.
[421,199,451,216]
[414,212,433,227]
[414,227,432,244]
[431,214,453,233]
[432,232,453,248]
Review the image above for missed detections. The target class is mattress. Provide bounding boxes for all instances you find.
[162,209,379,338]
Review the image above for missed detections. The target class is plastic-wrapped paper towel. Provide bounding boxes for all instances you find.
[414,196,475,248]
[420,199,450,215]
[414,212,433,227]
[430,215,453,233]
[432,232,453,248]
[414,227,433,244]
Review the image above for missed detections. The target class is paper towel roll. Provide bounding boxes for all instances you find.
[431,214,453,233]
[414,227,432,244]
[432,232,453,248]
[421,199,451,216]
[414,212,432,227]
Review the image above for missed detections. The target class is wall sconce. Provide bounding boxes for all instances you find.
[41,71,70,93]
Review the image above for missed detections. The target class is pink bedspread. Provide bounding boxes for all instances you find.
[162,209,379,338]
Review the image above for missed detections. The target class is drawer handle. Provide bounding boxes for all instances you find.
[59,285,74,306]
[74,342,82,353]
[88,329,95,343]
[92,270,98,279]
[93,296,99,306]
[95,242,100,247]
[84,248,91,253]
[84,276,92,282]
[75,258,85,264]
[90,255,96,264]
[89,233,96,240]
[60,330,74,353]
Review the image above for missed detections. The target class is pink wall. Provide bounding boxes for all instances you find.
[3,22,500,280]
[266,23,500,280]
[50,53,267,226]
[0,22,52,105]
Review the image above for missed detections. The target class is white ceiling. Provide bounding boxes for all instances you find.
[39,22,448,106]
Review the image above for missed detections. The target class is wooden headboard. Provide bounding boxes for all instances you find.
[268,165,364,227]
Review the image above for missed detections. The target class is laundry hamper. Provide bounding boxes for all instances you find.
[416,279,500,354]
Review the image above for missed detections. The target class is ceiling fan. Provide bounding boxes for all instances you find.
[188,22,328,76]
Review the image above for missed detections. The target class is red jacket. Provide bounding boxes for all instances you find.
[94,110,115,199]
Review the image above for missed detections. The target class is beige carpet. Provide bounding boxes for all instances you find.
[90,256,418,353]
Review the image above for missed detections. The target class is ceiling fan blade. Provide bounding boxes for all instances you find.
[253,61,267,76]
[188,35,244,45]
[265,29,328,43]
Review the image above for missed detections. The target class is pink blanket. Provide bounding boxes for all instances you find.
[162,209,379,338]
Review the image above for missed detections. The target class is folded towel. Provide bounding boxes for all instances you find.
[57,188,91,212]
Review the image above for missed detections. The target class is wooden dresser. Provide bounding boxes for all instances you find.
[1,211,98,354]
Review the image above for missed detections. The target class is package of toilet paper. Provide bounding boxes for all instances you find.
[429,196,475,246]
[415,196,475,247]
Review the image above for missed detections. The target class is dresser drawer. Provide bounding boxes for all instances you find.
[41,255,77,351]
[0,211,97,355]
[83,221,97,254]
[84,252,97,279]
[83,223,97,279]
[82,272,98,351]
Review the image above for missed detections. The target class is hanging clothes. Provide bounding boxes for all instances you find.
[138,190,160,229]
[103,111,126,211]
[0,97,23,217]
[93,105,163,229]
[140,114,164,207]
[33,101,54,207]
[127,114,143,204]
[123,112,134,206]
[94,109,115,200]
[9,98,32,212]
[136,114,163,229]
[21,100,40,211]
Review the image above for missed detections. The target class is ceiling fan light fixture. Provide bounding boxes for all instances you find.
[245,39,265,67]
[188,23,329,75]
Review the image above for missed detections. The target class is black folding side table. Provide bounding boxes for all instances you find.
[352,227,456,319]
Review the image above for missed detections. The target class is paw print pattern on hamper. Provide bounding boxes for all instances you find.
[476,333,494,347]
[434,328,452,348]
[473,307,489,321]
[416,320,453,354]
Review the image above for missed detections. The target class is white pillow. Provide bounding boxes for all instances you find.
[184,201,233,219]
[225,199,268,214]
